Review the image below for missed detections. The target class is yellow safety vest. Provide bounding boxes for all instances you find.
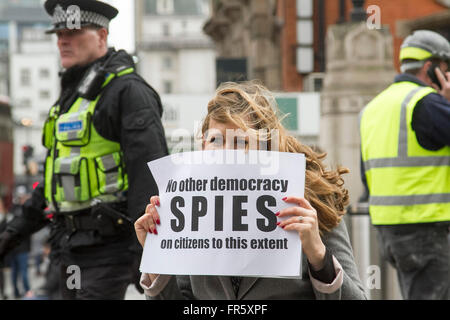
[360,81,450,225]
[43,67,134,212]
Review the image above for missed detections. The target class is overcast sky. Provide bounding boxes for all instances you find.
[104,0,135,53]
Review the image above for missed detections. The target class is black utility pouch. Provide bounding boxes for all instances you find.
[91,205,118,237]
[91,203,133,237]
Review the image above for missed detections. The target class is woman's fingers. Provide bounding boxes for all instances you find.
[134,213,154,247]
[147,204,159,234]
[148,195,161,231]
[282,196,315,211]
[277,215,314,229]
[150,195,160,207]
[142,213,156,233]
[134,196,162,248]
[276,205,314,219]
[282,221,314,232]
[277,197,317,229]
[278,196,325,267]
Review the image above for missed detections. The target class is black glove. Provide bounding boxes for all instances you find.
[8,184,49,237]
[23,183,47,217]
[131,254,144,294]
[1,184,48,263]
[0,230,21,263]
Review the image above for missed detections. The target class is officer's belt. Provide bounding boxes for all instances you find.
[63,211,97,232]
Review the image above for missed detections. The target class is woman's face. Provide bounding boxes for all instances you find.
[203,119,251,150]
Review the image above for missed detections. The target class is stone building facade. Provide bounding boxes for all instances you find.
[203,0,283,90]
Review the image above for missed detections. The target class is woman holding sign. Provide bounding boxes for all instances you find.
[135,81,366,300]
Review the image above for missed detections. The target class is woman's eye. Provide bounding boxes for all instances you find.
[209,136,222,145]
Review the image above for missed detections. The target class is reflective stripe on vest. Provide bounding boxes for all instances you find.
[360,81,450,225]
[44,67,133,212]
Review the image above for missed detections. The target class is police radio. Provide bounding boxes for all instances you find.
[77,52,118,100]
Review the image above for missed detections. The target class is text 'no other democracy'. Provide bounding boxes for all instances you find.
[166,176,289,193]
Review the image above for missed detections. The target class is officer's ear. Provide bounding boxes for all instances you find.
[96,27,108,48]
[414,60,433,84]
[422,60,433,73]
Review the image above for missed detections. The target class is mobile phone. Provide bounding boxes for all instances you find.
[427,63,448,90]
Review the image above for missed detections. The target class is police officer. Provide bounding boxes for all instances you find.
[0,0,168,299]
[360,30,450,299]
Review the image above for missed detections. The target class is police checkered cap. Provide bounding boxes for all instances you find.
[52,4,110,29]
[44,0,118,33]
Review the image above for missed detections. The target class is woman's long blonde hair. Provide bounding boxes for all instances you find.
[201,81,349,233]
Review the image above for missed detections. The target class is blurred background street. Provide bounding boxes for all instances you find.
[2,264,145,300]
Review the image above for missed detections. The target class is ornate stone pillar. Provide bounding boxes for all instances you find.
[321,22,404,300]
[203,0,281,90]
[319,22,396,206]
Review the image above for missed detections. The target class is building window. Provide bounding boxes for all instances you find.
[21,98,31,108]
[39,68,50,79]
[296,47,314,73]
[20,68,31,86]
[163,106,178,122]
[162,23,170,36]
[157,0,174,14]
[296,0,314,73]
[181,20,187,32]
[163,56,172,70]
[297,0,313,18]
[22,26,50,41]
[39,90,50,99]
[163,81,173,93]
[200,0,210,16]
[296,20,313,45]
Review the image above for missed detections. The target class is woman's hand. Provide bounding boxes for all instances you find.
[134,195,161,248]
[276,196,326,271]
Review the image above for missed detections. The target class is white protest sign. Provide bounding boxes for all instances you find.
[140,150,305,277]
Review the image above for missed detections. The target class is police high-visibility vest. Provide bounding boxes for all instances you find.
[360,80,450,225]
[43,67,134,212]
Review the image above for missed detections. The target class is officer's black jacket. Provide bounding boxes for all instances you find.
[7,48,169,266]
[57,48,168,221]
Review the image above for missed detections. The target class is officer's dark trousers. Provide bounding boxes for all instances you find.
[376,222,449,300]
[60,263,130,300]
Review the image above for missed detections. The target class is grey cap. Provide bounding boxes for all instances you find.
[401,30,450,62]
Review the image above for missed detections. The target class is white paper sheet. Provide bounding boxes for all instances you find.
[140,150,305,277]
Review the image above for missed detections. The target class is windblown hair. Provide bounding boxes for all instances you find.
[201,81,349,234]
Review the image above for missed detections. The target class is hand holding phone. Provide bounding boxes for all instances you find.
[427,63,448,90]
[427,63,450,101]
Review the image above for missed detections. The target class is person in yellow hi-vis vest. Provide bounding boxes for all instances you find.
[0,0,168,299]
[360,30,450,300]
